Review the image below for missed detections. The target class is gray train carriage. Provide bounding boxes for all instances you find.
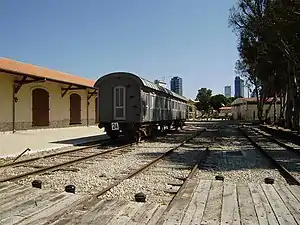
[94,72,188,141]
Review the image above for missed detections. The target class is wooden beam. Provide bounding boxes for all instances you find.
[14,76,27,94]
[61,85,72,98]
[14,77,47,94]
[61,85,87,98]
[14,78,45,84]
[61,87,86,91]
[88,89,97,100]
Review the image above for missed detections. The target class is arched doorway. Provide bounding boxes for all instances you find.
[70,93,81,124]
[32,88,49,126]
[95,97,99,123]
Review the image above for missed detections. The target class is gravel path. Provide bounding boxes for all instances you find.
[6,123,287,206]
[98,134,206,204]
[13,126,201,195]
[0,145,123,179]
[97,124,289,205]
[243,126,300,183]
[194,125,287,184]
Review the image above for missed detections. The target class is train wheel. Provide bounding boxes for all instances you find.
[180,122,184,130]
[167,124,171,130]
[147,126,153,137]
[135,131,142,143]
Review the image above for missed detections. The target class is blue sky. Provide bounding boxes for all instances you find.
[1,0,240,99]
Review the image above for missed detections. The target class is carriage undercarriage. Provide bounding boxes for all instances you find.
[101,120,185,143]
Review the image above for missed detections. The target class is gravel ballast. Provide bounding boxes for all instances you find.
[5,123,291,206]
[13,126,201,195]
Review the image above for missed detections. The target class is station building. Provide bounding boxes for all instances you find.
[187,99,201,120]
[0,58,98,133]
[231,97,280,121]
[219,106,232,119]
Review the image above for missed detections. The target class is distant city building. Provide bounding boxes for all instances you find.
[234,76,245,97]
[170,76,183,95]
[224,85,231,97]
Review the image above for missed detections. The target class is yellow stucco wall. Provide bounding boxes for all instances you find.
[232,102,280,121]
[0,72,97,132]
[0,73,13,128]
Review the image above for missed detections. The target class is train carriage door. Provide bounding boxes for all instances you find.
[32,88,49,126]
[70,93,81,124]
[145,93,150,121]
[113,86,126,120]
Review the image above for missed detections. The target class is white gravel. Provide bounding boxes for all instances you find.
[245,127,300,183]
[195,126,287,184]
[8,123,289,206]
[0,146,115,178]
[13,126,201,195]
[99,124,289,204]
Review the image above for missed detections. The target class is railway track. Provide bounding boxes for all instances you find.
[42,127,207,224]
[0,139,111,169]
[238,125,300,185]
[156,146,210,225]
[0,142,133,183]
[253,126,300,155]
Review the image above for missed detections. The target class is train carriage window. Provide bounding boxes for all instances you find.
[114,86,126,120]
[146,93,150,108]
[152,95,155,109]
[159,97,162,109]
[149,94,152,109]
[165,98,168,109]
[158,96,160,109]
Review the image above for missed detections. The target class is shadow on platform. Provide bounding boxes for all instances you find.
[49,134,108,146]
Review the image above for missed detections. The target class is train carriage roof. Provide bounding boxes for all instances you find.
[94,72,188,102]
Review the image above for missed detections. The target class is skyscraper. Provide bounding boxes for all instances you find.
[224,86,231,97]
[240,79,245,97]
[234,76,244,97]
[170,76,183,95]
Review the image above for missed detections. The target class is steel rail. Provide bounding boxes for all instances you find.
[43,127,207,225]
[0,143,132,183]
[0,139,110,169]
[238,126,300,186]
[250,126,300,155]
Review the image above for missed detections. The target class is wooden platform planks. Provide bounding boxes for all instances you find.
[221,182,240,225]
[181,180,212,225]
[1,180,300,225]
[200,180,223,224]
[155,179,300,225]
[158,178,200,225]
[0,183,83,225]
[262,184,298,225]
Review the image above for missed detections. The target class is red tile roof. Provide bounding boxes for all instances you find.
[240,97,278,103]
[219,106,232,110]
[0,57,95,88]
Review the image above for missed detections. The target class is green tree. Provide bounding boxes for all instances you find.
[227,97,237,106]
[195,88,213,115]
[210,94,229,111]
[229,0,300,129]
